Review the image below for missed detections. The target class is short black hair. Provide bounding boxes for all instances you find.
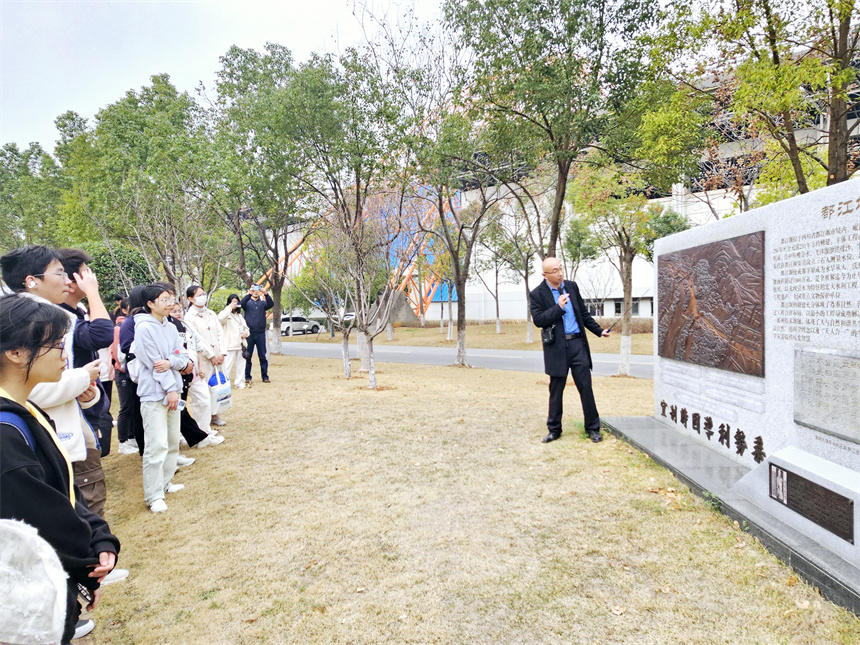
[57,248,93,278]
[0,293,70,378]
[152,281,176,296]
[110,293,123,301]
[141,284,169,313]
[0,246,63,292]
[127,285,149,315]
[186,284,202,299]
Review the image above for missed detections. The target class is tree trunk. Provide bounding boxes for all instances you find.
[418,272,426,327]
[494,267,501,333]
[618,251,633,377]
[287,290,293,337]
[446,283,453,342]
[386,321,394,341]
[440,298,444,333]
[341,333,351,378]
[547,159,572,257]
[455,276,468,365]
[524,271,534,344]
[367,337,377,389]
[826,9,852,184]
[357,330,370,372]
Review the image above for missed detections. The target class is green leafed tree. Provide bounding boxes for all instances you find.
[0,142,65,252]
[445,0,661,257]
[571,155,690,374]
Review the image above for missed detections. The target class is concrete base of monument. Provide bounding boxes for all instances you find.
[602,416,860,616]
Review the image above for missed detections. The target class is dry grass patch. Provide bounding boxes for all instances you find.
[87,356,860,645]
[287,324,654,355]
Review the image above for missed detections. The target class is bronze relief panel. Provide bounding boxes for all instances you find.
[658,232,765,377]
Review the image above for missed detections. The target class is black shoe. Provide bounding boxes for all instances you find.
[262,377,270,383]
[542,433,561,443]
[587,429,603,443]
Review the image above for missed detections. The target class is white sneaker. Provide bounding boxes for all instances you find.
[176,455,195,467]
[235,382,245,389]
[179,435,188,447]
[102,568,129,585]
[211,417,226,427]
[150,499,168,513]
[117,442,138,455]
[73,619,95,639]
[195,434,224,448]
[165,483,185,494]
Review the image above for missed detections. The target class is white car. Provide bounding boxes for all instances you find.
[281,316,321,335]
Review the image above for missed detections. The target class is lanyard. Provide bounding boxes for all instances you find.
[0,386,76,507]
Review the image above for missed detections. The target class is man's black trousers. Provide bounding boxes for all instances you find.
[547,336,600,436]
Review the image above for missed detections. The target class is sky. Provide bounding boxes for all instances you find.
[0,0,441,152]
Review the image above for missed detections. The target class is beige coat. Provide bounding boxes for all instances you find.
[184,306,225,360]
[218,306,249,351]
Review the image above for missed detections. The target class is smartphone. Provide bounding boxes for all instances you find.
[176,399,186,411]
[251,285,261,291]
[77,583,93,605]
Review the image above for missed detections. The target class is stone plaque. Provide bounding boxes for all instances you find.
[794,349,860,444]
[769,464,854,544]
[658,232,765,377]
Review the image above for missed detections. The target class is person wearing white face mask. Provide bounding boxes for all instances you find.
[182,285,227,430]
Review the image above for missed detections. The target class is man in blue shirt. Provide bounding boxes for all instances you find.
[530,257,610,443]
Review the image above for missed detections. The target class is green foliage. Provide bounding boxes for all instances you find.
[752,145,829,207]
[79,241,154,299]
[445,0,661,255]
[0,142,65,251]
[563,218,601,268]
[642,209,691,262]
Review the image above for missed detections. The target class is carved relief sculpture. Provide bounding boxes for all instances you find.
[658,232,765,377]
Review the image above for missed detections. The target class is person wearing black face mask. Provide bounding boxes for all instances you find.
[530,257,610,444]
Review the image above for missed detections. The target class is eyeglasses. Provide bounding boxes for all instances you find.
[156,296,177,304]
[32,270,69,280]
[41,339,66,352]
[544,267,563,274]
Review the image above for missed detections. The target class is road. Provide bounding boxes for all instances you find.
[280,340,654,379]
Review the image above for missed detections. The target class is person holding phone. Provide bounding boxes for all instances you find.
[133,285,189,513]
[240,284,274,385]
[0,293,121,644]
[530,257,610,444]
[218,293,250,389]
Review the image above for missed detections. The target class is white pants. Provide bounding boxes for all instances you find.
[188,356,215,433]
[222,349,246,388]
[140,401,180,506]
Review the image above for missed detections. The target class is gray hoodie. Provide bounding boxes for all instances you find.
[133,313,189,403]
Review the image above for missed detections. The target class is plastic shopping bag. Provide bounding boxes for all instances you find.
[208,367,232,414]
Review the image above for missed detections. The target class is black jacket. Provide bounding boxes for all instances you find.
[0,397,120,589]
[529,279,604,376]
[240,293,274,332]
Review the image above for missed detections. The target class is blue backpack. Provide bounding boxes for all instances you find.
[0,411,37,451]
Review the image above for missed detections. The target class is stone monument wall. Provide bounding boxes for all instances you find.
[654,181,860,472]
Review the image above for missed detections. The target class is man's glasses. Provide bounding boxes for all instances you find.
[544,268,564,274]
[32,270,69,280]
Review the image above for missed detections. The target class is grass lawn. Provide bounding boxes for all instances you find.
[86,356,859,644]
[285,323,655,355]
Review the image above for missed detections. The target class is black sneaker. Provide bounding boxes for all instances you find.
[262,377,270,383]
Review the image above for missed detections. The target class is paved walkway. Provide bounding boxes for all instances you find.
[280,340,654,378]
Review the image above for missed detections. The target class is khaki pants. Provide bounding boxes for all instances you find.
[140,401,180,506]
[73,447,106,517]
